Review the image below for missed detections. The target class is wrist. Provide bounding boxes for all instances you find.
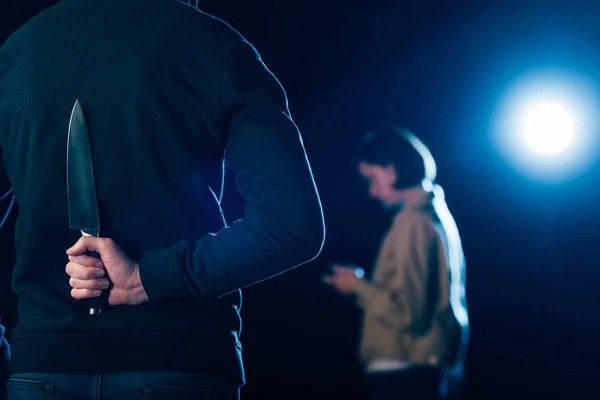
[130,264,149,305]
[354,279,373,298]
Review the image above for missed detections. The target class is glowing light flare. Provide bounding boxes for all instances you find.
[521,102,574,155]
[491,69,598,182]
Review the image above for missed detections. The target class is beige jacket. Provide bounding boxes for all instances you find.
[355,185,469,369]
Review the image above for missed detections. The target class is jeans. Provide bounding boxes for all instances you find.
[7,371,240,400]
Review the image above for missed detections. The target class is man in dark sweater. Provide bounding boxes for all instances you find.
[0,0,325,398]
[0,324,9,399]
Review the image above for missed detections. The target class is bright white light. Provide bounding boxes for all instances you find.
[491,69,598,182]
[522,102,574,154]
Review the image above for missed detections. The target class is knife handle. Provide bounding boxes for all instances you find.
[86,250,110,315]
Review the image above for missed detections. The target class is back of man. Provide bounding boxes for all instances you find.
[0,0,325,397]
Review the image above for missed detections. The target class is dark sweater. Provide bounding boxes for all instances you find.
[0,0,324,384]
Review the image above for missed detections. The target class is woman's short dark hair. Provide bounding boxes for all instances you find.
[354,124,437,189]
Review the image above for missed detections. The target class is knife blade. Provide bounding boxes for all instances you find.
[67,99,109,315]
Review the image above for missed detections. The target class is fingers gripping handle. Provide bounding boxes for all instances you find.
[87,250,109,315]
[81,232,110,315]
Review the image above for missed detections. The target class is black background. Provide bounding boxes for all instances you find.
[1,1,600,399]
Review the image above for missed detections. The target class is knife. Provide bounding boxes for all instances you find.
[67,99,109,315]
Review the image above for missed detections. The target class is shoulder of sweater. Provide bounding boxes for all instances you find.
[393,208,434,228]
[390,210,437,244]
[171,3,253,49]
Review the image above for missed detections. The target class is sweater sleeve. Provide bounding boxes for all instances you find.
[355,215,437,333]
[138,39,325,302]
[0,323,9,395]
[0,157,13,381]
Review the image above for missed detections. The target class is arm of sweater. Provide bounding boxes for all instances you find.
[354,216,436,333]
[138,39,325,302]
[0,323,9,395]
[0,158,12,381]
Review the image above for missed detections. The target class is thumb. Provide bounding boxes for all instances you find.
[66,236,99,256]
